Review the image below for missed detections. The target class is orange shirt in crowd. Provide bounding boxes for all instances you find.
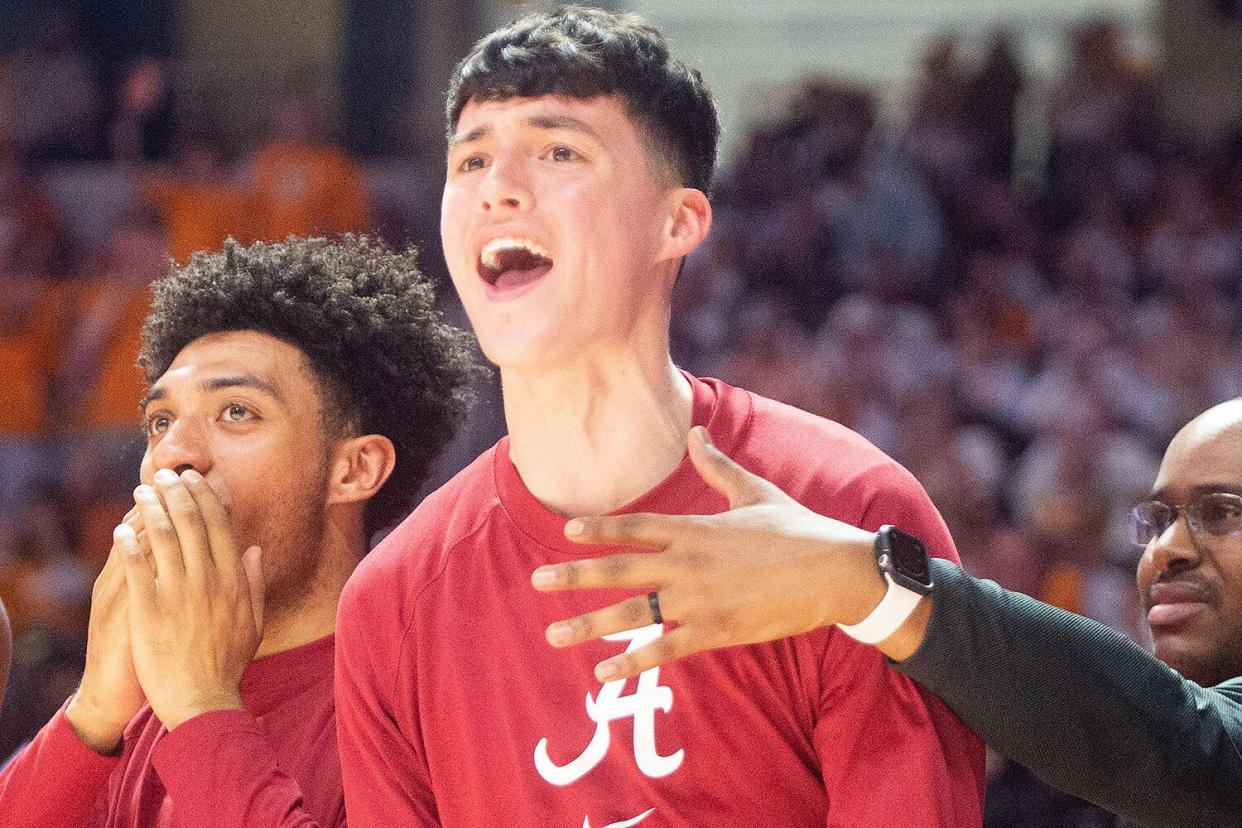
[251,141,369,241]
[1041,562,1085,616]
[0,281,71,436]
[144,178,254,264]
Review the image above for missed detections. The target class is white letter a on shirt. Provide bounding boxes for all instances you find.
[535,625,684,786]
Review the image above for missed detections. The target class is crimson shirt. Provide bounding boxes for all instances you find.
[0,635,342,827]
[336,376,984,826]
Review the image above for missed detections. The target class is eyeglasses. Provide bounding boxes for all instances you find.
[1131,492,1242,546]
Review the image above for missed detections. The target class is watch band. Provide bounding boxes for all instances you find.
[836,571,925,644]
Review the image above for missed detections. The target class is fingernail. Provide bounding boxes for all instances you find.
[181,468,202,484]
[154,468,179,487]
[113,523,135,541]
[564,519,584,536]
[596,662,619,682]
[134,485,158,503]
[532,567,557,588]
[547,623,571,645]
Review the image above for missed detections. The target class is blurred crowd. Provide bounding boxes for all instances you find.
[1,8,1239,824]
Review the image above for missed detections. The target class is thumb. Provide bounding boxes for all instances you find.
[687,426,783,508]
[242,546,265,635]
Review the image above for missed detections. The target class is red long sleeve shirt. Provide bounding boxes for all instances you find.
[336,375,984,827]
[0,634,343,827]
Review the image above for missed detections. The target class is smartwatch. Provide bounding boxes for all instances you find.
[836,525,934,644]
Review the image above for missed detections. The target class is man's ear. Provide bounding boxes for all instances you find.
[327,434,397,506]
[659,187,712,263]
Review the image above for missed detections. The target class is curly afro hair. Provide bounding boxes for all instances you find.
[139,235,478,535]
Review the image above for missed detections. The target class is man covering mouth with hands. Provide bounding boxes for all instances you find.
[112,466,266,737]
[0,235,475,827]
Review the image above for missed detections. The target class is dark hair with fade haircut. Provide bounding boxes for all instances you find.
[139,235,478,536]
[445,5,719,194]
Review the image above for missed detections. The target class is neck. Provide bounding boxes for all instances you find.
[254,510,363,658]
[503,348,694,516]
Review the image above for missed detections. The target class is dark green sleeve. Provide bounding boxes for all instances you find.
[894,559,1242,828]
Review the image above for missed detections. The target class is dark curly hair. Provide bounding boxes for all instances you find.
[139,235,477,535]
[446,5,718,194]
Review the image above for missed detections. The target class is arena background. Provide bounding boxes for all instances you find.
[0,1,1239,824]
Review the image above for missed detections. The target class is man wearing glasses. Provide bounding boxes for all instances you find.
[536,401,1242,827]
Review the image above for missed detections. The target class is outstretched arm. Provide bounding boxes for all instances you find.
[896,559,1242,828]
[534,426,1242,827]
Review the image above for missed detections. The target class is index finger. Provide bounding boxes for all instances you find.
[179,469,238,576]
[134,484,183,583]
[153,468,211,583]
[532,552,665,592]
[563,512,684,549]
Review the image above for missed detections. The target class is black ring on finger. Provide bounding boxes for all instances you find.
[647,591,664,626]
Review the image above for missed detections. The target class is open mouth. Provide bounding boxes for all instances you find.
[478,237,554,291]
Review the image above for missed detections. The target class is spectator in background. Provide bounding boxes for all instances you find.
[1046,18,1157,225]
[0,6,100,164]
[142,131,252,263]
[905,34,979,197]
[962,32,1024,181]
[250,85,370,241]
[715,293,817,409]
[108,57,175,164]
[805,81,944,307]
[0,134,67,271]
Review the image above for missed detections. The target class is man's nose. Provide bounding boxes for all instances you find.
[148,418,211,477]
[479,152,534,213]
[1146,511,1204,575]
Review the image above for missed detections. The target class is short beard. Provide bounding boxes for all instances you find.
[249,461,332,628]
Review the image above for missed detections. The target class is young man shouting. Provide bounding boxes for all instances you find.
[335,8,983,826]
[0,236,475,826]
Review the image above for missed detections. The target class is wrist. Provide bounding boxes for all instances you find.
[155,690,245,732]
[834,526,936,656]
[819,531,885,627]
[66,693,128,755]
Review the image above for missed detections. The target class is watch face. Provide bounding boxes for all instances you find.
[886,527,933,590]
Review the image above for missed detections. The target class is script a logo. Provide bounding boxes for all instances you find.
[534,624,684,786]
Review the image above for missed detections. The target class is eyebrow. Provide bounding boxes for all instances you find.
[448,114,603,149]
[1148,483,1242,502]
[449,124,490,148]
[524,113,602,139]
[140,374,285,410]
